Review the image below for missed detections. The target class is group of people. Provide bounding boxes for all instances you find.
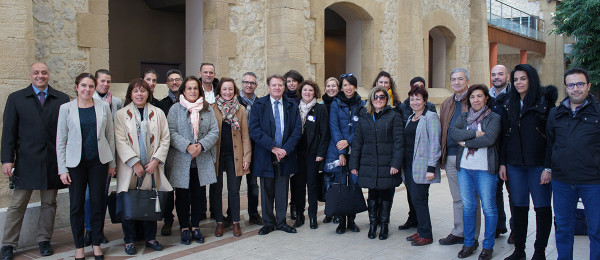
[0,62,598,260]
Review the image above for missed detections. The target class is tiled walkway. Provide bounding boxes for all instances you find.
[12,174,590,259]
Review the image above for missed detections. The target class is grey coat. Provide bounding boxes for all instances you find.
[409,110,442,184]
[449,111,501,174]
[165,103,218,188]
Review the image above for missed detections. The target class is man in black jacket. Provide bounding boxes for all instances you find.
[546,67,600,260]
[1,63,70,260]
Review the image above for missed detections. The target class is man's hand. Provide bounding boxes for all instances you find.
[60,172,71,185]
[271,147,287,162]
[2,163,14,177]
[144,159,159,174]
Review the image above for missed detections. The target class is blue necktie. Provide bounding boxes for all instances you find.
[274,100,282,147]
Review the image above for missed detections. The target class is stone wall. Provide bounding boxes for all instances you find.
[376,0,399,76]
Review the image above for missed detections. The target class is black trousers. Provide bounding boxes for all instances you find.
[404,164,432,239]
[496,176,514,230]
[213,153,242,222]
[226,172,260,218]
[368,188,395,201]
[175,167,206,228]
[163,191,175,224]
[122,219,156,244]
[406,189,417,221]
[294,151,320,218]
[260,169,290,227]
[68,157,108,248]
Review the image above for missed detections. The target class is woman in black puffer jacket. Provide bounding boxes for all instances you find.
[349,86,404,240]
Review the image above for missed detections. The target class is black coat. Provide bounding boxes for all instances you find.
[546,95,600,185]
[395,97,437,124]
[158,95,177,116]
[350,106,404,189]
[497,86,557,166]
[1,85,69,190]
[298,103,330,158]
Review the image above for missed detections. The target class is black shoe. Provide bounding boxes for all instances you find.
[192,229,205,244]
[290,204,297,220]
[439,234,464,245]
[347,215,360,232]
[84,231,92,247]
[258,225,275,235]
[336,216,346,234]
[323,216,332,223]
[161,222,173,236]
[1,245,14,260]
[457,240,479,258]
[309,217,318,229]
[124,243,136,255]
[507,231,515,244]
[223,215,233,228]
[397,219,418,230]
[479,248,493,260]
[293,215,305,227]
[531,250,546,260]
[38,241,53,256]
[181,230,192,245]
[276,224,297,233]
[332,216,340,224]
[504,248,525,260]
[94,254,104,260]
[249,214,264,225]
[145,240,163,251]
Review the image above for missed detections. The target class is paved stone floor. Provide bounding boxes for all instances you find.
[11,174,590,259]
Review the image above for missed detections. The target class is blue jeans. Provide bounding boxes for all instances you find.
[553,179,600,260]
[506,164,551,207]
[458,168,498,249]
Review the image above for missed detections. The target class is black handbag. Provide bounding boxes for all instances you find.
[120,173,168,222]
[324,167,367,216]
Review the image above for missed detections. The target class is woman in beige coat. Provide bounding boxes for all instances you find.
[210,77,251,237]
[114,78,171,255]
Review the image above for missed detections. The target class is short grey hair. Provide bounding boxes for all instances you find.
[450,68,469,81]
[242,71,257,79]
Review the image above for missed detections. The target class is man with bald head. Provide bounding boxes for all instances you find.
[490,65,511,98]
[1,63,69,260]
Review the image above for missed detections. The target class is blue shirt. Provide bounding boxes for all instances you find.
[79,107,99,160]
[32,85,48,101]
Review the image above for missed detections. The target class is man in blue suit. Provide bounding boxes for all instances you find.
[249,74,302,235]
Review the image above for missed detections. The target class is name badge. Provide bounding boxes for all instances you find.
[353,116,359,122]
[307,115,315,122]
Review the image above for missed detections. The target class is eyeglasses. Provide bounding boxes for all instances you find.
[341,73,354,78]
[242,81,257,86]
[566,82,587,89]
[373,95,387,101]
[167,78,182,83]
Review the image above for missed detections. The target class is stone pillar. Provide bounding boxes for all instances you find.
[538,1,564,101]
[469,0,490,85]
[186,0,203,77]
[265,0,306,77]
[203,0,237,78]
[396,0,425,95]
[520,50,527,64]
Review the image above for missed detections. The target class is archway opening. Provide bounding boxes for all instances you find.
[427,26,456,89]
[324,8,346,82]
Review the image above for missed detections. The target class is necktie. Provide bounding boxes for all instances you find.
[38,92,46,107]
[274,100,282,147]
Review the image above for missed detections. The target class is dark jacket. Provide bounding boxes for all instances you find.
[350,106,404,189]
[249,95,302,177]
[1,85,69,190]
[396,97,437,125]
[298,103,330,158]
[497,86,557,166]
[449,111,501,174]
[158,94,177,116]
[324,94,366,173]
[546,95,600,184]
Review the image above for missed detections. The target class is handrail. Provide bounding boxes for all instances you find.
[487,0,545,41]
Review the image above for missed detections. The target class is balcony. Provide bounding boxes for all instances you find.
[487,0,545,42]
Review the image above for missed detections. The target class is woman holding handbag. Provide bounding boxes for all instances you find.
[165,76,219,245]
[350,86,404,240]
[114,78,172,255]
[56,73,116,260]
[210,78,251,237]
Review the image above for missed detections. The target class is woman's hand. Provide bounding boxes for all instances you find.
[133,162,145,177]
[499,165,507,181]
[144,159,159,174]
[390,167,399,175]
[315,156,324,162]
[336,140,349,151]
[425,172,434,181]
[60,172,71,185]
[243,162,250,171]
[338,154,346,166]
[351,169,358,175]
[108,167,116,177]
[458,141,466,147]
[540,169,552,185]
[187,144,201,158]
[476,130,485,138]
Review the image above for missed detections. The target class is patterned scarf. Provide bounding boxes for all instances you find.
[239,94,256,117]
[216,95,241,130]
[179,95,204,142]
[465,105,491,158]
[299,98,317,128]
[132,103,151,166]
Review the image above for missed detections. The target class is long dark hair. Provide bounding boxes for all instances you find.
[508,64,542,121]
[371,71,399,104]
[179,76,209,111]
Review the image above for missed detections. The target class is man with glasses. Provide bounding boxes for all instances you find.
[158,69,183,236]
[546,67,600,260]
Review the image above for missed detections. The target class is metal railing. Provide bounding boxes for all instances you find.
[487,0,545,41]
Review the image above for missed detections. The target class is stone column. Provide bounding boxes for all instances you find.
[469,0,490,85]
[203,0,237,78]
[265,0,307,77]
[186,0,204,77]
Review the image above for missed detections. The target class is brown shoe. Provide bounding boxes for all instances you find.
[215,222,224,237]
[439,234,464,245]
[406,232,419,241]
[457,240,479,258]
[478,248,493,260]
[411,236,433,246]
[233,222,242,237]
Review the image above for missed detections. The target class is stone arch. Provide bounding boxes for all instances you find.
[422,10,462,90]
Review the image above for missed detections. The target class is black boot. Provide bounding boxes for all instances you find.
[347,214,360,232]
[379,200,391,240]
[504,206,529,260]
[367,199,379,239]
[531,206,552,260]
[336,216,347,234]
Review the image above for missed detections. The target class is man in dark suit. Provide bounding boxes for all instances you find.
[0,63,70,260]
[249,74,302,235]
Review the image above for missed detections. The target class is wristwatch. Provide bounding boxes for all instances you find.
[544,168,552,173]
